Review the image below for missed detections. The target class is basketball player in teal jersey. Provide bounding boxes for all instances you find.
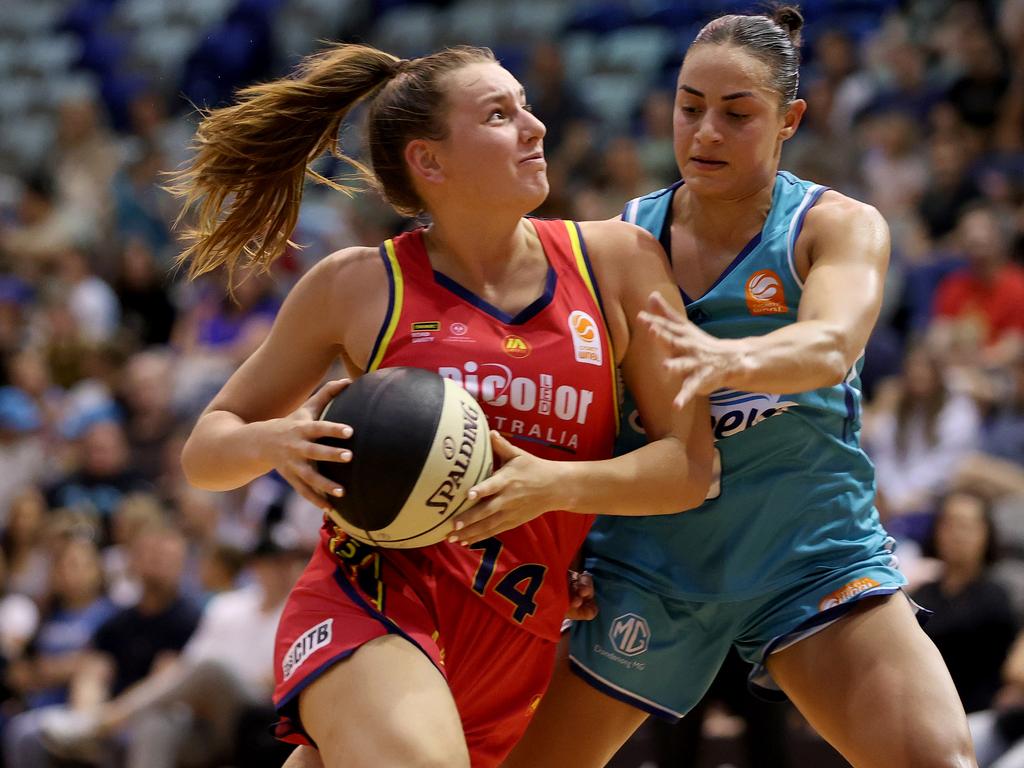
[172,44,716,768]
[502,7,977,768]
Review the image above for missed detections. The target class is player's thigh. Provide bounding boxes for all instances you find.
[767,593,976,768]
[299,634,470,768]
[501,639,648,768]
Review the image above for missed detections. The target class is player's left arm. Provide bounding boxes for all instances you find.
[449,221,714,545]
[643,193,890,407]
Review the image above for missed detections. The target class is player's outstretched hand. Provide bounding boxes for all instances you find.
[448,432,566,545]
[639,291,740,410]
[258,378,355,512]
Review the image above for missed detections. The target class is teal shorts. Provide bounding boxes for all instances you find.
[568,542,910,720]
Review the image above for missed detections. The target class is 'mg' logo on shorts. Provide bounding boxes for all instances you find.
[609,613,650,656]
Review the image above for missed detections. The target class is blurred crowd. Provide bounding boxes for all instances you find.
[0,0,1021,766]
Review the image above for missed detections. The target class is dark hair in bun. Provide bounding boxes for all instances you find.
[691,5,804,106]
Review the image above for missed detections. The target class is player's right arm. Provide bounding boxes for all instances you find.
[180,247,388,509]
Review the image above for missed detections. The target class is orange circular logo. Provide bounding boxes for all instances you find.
[572,314,596,341]
[502,335,531,358]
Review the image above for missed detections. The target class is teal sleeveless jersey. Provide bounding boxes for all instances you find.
[586,171,888,600]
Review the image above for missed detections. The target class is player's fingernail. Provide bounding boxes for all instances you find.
[332,488,344,497]
[339,450,352,461]
[468,490,478,500]
[341,426,353,438]
[454,521,464,531]
[448,535,459,544]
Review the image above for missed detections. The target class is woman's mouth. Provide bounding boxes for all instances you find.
[691,157,727,169]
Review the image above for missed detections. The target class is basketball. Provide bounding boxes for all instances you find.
[316,367,493,548]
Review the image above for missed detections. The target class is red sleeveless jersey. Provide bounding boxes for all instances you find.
[364,218,618,641]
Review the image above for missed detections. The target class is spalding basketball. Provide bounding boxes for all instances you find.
[316,367,493,548]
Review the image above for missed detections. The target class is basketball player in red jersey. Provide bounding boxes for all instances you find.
[174,44,714,768]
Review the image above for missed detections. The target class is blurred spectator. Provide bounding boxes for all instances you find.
[0,174,86,277]
[113,238,177,348]
[0,390,46,525]
[45,420,151,544]
[865,347,981,541]
[956,353,1024,498]
[52,97,121,247]
[633,90,678,187]
[913,491,1017,714]
[3,538,114,712]
[0,549,40,664]
[944,29,1011,135]
[523,41,590,158]
[37,531,301,768]
[1,488,51,603]
[918,135,984,241]
[102,494,167,608]
[116,350,178,484]
[54,245,120,345]
[969,629,1024,767]
[931,205,1024,367]
[3,524,199,768]
[112,146,175,258]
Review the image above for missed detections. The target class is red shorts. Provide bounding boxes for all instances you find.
[273,532,557,768]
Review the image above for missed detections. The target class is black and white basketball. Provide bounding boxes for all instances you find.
[316,367,493,548]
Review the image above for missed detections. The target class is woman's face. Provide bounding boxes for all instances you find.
[673,44,803,199]
[51,539,102,600]
[419,62,549,214]
[934,494,990,570]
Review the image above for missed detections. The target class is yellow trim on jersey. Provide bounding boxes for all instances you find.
[563,220,620,432]
[367,239,405,372]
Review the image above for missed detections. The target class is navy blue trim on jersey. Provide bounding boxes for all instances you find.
[365,243,397,370]
[842,381,856,443]
[274,647,357,726]
[569,656,685,721]
[433,265,557,326]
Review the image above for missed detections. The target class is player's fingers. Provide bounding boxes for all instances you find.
[304,378,352,416]
[300,442,353,464]
[279,469,333,513]
[646,290,688,324]
[575,571,595,600]
[293,461,345,500]
[450,495,502,536]
[467,469,508,502]
[489,431,523,461]
[304,420,354,441]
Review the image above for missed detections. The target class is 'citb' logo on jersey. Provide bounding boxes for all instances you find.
[503,335,531,358]
[745,270,787,315]
[609,613,650,656]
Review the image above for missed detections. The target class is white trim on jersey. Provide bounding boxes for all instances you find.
[786,184,825,290]
[569,654,686,720]
[623,198,641,225]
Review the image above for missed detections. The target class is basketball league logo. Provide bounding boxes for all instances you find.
[745,270,788,315]
[609,613,651,657]
[567,310,602,366]
[502,335,532,358]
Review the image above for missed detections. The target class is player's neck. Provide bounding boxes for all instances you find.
[424,214,537,287]
[676,177,774,247]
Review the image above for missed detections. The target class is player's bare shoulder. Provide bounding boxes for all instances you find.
[576,218,668,283]
[798,190,890,272]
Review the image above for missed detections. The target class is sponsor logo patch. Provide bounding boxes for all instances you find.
[609,613,650,657]
[567,310,602,366]
[411,321,440,331]
[282,619,333,681]
[818,577,880,611]
[745,270,788,315]
[502,335,532,358]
